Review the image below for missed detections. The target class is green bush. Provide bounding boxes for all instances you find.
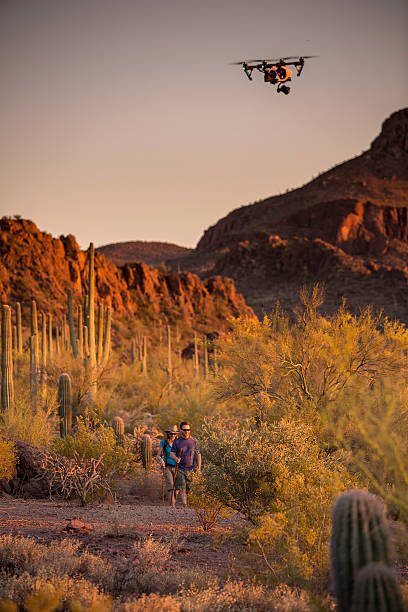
[200,417,357,587]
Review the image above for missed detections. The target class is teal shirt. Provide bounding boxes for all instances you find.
[160,438,176,467]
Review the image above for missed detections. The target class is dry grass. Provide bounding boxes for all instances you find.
[0,535,314,611]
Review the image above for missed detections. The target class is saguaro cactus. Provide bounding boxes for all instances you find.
[67,289,78,358]
[77,305,83,358]
[142,335,147,376]
[58,373,72,437]
[40,311,47,396]
[96,303,104,364]
[30,300,39,358]
[111,416,125,445]
[331,490,394,612]
[100,306,111,369]
[47,313,53,360]
[16,302,23,355]
[1,305,14,411]
[141,434,152,471]
[352,562,403,612]
[86,243,97,400]
[194,334,199,378]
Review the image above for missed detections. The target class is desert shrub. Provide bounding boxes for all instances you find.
[329,380,408,526]
[0,387,56,449]
[200,417,356,588]
[0,438,16,480]
[188,472,228,532]
[214,297,406,433]
[52,417,132,480]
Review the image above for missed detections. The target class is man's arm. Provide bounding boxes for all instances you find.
[170,440,180,463]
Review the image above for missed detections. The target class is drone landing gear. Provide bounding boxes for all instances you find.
[277,82,291,95]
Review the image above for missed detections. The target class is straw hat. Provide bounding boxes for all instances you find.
[165,424,179,434]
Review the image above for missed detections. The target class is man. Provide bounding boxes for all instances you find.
[157,425,178,505]
[170,421,201,507]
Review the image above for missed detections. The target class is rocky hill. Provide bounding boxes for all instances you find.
[96,241,192,268]
[169,109,408,320]
[0,217,253,333]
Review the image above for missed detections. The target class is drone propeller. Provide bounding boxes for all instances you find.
[230,55,318,65]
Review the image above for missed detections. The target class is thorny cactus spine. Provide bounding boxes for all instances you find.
[352,562,403,612]
[58,373,72,437]
[141,434,152,471]
[112,416,125,445]
[1,305,14,412]
[330,490,394,612]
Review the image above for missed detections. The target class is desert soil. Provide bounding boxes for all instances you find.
[0,475,247,579]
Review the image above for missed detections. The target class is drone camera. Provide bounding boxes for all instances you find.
[279,85,291,95]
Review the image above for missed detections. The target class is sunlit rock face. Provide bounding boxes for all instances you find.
[0,217,253,329]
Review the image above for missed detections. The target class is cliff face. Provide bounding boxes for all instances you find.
[196,109,408,252]
[167,109,408,320]
[0,217,253,326]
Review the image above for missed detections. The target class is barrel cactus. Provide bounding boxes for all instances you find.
[141,434,152,471]
[331,490,394,612]
[58,373,72,437]
[352,562,403,612]
[112,416,125,445]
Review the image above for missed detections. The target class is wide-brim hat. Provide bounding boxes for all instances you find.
[165,425,179,434]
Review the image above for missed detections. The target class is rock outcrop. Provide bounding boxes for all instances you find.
[168,109,408,320]
[0,217,253,329]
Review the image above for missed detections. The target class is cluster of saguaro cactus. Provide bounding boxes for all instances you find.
[58,373,72,437]
[330,489,402,612]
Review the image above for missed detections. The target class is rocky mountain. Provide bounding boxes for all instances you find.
[169,109,408,320]
[0,218,253,334]
[96,241,192,268]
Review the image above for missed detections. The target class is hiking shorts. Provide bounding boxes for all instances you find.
[175,469,193,493]
[164,466,175,491]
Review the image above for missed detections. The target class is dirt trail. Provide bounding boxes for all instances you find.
[0,491,246,577]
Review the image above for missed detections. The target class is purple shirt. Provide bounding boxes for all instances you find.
[171,436,199,471]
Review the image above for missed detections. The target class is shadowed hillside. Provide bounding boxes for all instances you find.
[168,109,408,320]
[97,241,192,268]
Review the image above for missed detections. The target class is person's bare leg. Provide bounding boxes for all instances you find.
[180,491,187,507]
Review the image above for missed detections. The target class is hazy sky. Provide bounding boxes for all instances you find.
[1,0,407,249]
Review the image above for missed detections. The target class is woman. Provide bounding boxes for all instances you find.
[157,425,178,505]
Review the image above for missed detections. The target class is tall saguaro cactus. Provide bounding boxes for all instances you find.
[100,306,111,369]
[96,303,104,364]
[47,313,53,360]
[40,311,47,397]
[30,300,39,358]
[58,373,72,437]
[330,490,394,612]
[1,305,14,412]
[77,305,83,358]
[67,289,78,358]
[16,302,23,355]
[86,243,97,400]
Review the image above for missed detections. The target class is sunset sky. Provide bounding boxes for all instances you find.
[0,0,407,249]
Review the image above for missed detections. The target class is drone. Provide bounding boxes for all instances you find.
[231,55,316,94]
